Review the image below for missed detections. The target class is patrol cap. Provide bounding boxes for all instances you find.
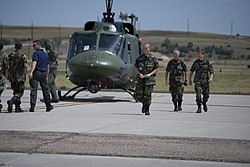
[15,42,22,50]
[197,49,205,54]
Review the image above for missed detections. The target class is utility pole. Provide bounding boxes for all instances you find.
[231,21,233,38]
[0,21,2,41]
[187,19,190,37]
[57,23,61,55]
[28,21,34,58]
[31,21,34,40]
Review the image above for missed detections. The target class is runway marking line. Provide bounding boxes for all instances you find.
[0,101,94,113]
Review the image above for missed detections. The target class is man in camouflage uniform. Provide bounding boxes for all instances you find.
[134,43,160,115]
[0,42,8,112]
[165,49,187,111]
[6,42,28,112]
[40,40,59,103]
[189,50,214,113]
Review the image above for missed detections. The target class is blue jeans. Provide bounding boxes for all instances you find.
[29,71,51,107]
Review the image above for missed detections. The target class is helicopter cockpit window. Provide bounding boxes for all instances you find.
[99,34,124,55]
[103,24,117,32]
[74,34,97,54]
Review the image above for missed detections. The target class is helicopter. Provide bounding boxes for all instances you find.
[58,0,141,101]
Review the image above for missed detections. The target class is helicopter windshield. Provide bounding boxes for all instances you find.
[99,34,124,55]
[74,34,97,54]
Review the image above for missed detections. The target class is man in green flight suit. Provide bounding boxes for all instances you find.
[165,49,187,111]
[0,42,8,112]
[40,40,59,103]
[134,43,160,115]
[189,49,214,113]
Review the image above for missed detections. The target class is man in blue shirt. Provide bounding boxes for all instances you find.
[29,40,53,112]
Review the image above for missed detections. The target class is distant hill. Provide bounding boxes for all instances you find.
[1,25,250,65]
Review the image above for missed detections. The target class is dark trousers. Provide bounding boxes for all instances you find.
[29,71,51,107]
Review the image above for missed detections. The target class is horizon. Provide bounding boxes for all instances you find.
[1,24,248,37]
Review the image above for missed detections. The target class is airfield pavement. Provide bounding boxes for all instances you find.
[0,89,249,167]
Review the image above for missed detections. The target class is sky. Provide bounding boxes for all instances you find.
[1,0,250,36]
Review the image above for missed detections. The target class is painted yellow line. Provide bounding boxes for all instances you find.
[0,101,94,113]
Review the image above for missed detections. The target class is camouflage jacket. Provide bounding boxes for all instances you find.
[190,59,214,83]
[7,51,27,82]
[47,47,58,69]
[0,51,8,76]
[134,54,159,85]
[166,59,187,84]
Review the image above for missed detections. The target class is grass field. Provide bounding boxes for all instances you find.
[154,72,250,94]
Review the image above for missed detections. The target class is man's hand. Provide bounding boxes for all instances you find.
[139,73,144,78]
[143,74,150,78]
[28,72,33,79]
[189,80,192,86]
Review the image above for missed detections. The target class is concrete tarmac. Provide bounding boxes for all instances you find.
[0,89,249,166]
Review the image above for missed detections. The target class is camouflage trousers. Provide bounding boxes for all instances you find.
[169,83,184,103]
[48,67,58,100]
[0,74,5,104]
[0,76,5,95]
[135,84,154,107]
[10,81,25,104]
[194,81,210,105]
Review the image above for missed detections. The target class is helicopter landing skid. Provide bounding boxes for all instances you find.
[58,86,87,101]
[122,88,139,102]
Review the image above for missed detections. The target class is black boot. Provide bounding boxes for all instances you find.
[174,102,178,111]
[15,101,23,113]
[203,103,208,112]
[141,104,145,113]
[145,105,150,115]
[46,105,53,112]
[0,100,2,112]
[196,104,202,113]
[15,105,23,113]
[178,101,182,111]
[29,104,35,112]
[7,100,13,113]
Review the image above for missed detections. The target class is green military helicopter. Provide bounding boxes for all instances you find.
[58,0,141,101]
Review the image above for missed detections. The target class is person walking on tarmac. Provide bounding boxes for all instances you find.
[6,42,28,113]
[29,40,53,112]
[40,40,59,103]
[165,49,187,111]
[189,49,214,113]
[0,42,8,112]
[134,43,160,115]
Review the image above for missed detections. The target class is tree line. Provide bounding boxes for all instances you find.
[151,38,250,60]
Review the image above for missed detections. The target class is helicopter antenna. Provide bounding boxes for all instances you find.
[103,0,115,22]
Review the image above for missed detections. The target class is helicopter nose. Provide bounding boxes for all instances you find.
[68,51,122,77]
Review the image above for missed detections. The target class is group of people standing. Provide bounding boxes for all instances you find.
[0,40,59,113]
[0,40,213,115]
[135,43,214,115]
